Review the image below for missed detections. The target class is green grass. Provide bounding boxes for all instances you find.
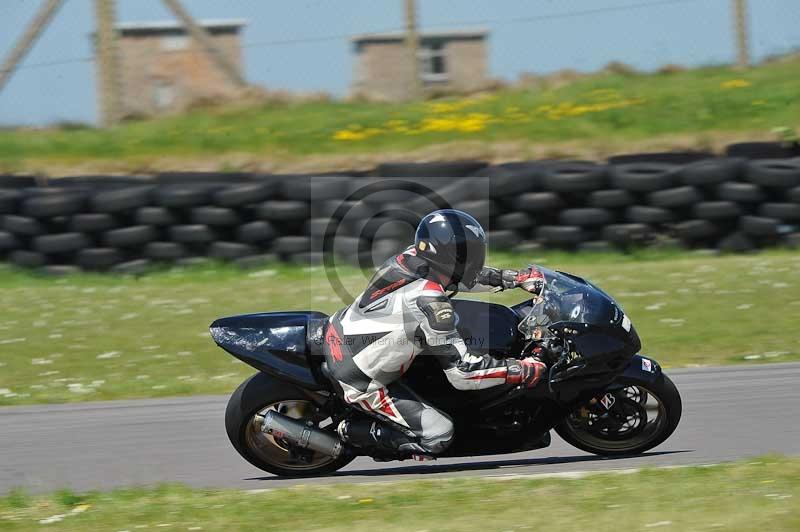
[1,57,799,170]
[1,457,798,531]
[0,249,798,406]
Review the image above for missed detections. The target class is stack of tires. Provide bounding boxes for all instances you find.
[1,150,799,274]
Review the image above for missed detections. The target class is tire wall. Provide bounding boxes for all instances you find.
[1,152,799,272]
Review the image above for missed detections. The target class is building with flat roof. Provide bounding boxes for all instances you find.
[351,28,489,101]
[106,19,246,117]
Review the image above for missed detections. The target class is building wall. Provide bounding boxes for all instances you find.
[117,31,243,117]
[352,37,488,101]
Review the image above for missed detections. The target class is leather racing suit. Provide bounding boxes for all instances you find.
[323,247,543,456]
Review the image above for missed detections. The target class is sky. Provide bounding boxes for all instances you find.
[0,0,799,126]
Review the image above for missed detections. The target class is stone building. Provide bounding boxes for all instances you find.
[351,28,489,101]
[110,19,246,117]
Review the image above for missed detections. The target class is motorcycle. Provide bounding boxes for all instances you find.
[211,266,682,477]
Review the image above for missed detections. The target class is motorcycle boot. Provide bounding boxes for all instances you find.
[337,419,428,458]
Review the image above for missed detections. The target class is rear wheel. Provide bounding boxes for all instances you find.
[555,374,681,456]
[225,373,354,477]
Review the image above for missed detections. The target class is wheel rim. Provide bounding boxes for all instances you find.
[562,385,668,453]
[244,400,337,471]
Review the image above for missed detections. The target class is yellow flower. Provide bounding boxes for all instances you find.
[720,79,751,90]
[332,129,367,141]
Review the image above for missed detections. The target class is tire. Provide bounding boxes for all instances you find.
[475,163,545,197]
[625,206,674,224]
[23,191,86,218]
[610,163,678,192]
[536,225,585,247]
[9,250,46,268]
[692,201,742,220]
[647,186,702,208]
[169,224,217,244]
[679,158,742,186]
[104,225,158,248]
[740,215,780,237]
[0,231,19,252]
[789,186,800,204]
[451,199,494,227]
[214,181,279,207]
[758,202,800,222]
[588,189,635,209]
[608,151,713,165]
[2,215,44,236]
[155,171,250,184]
[76,248,122,271]
[237,220,278,244]
[744,159,800,188]
[135,207,178,226]
[512,192,563,212]
[0,190,22,214]
[225,372,354,477]
[155,184,215,208]
[558,207,613,227]
[111,259,153,275]
[725,141,798,160]
[145,242,188,261]
[0,175,38,189]
[673,220,720,241]
[375,160,486,178]
[716,182,764,203]
[602,223,653,247]
[486,229,519,250]
[34,232,90,254]
[273,236,312,255]
[318,199,375,220]
[555,373,682,456]
[69,213,117,233]
[209,241,258,260]
[92,186,155,213]
[306,218,337,239]
[256,200,310,222]
[542,162,607,193]
[282,176,351,201]
[717,232,756,253]
[495,212,534,231]
[190,206,242,227]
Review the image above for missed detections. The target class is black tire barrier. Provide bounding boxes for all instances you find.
[2,149,800,272]
[375,160,487,178]
[725,142,800,160]
[608,151,713,165]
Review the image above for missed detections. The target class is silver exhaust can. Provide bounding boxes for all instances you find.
[261,410,343,459]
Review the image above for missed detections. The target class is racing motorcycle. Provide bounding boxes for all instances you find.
[211,266,682,477]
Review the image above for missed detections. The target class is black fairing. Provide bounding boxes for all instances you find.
[210,311,329,390]
[451,299,524,357]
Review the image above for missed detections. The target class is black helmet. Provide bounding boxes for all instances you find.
[414,209,486,288]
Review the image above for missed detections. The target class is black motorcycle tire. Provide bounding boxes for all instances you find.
[225,372,354,477]
[554,373,682,456]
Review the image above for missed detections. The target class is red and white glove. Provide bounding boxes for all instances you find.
[477,266,545,294]
[506,357,547,388]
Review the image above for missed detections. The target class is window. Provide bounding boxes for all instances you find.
[152,81,175,110]
[161,35,189,51]
[419,41,448,83]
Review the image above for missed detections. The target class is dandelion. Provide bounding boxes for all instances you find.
[721,79,751,89]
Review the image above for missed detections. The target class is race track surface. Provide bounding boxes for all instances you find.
[2,363,799,493]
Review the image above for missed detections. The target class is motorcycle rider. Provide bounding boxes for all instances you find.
[323,209,548,458]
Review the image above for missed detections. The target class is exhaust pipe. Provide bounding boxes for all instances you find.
[260,410,343,459]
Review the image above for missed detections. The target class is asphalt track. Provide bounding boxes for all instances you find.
[2,363,799,493]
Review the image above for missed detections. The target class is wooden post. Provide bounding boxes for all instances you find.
[95,0,122,127]
[0,0,65,93]
[161,0,247,88]
[733,0,750,67]
[404,0,421,99]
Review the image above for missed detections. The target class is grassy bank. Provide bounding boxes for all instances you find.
[0,249,798,406]
[2,457,798,531]
[1,57,799,171]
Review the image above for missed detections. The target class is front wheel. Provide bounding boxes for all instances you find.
[225,373,355,477]
[554,373,682,456]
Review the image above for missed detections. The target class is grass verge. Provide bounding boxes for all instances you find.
[0,249,799,405]
[1,57,799,172]
[1,457,798,531]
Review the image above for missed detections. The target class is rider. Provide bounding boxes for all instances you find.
[323,209,548,458]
